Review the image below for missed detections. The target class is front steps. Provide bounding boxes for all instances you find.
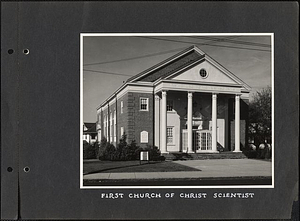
[162,151,247,161]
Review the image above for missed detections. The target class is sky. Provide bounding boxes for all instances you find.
[82,34,272,122]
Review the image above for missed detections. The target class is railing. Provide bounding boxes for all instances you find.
[182,129,212,152]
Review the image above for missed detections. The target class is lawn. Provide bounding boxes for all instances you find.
[83,160,200,175]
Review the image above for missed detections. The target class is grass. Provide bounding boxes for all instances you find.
[83,160,200,175]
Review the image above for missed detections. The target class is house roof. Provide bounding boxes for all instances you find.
[83,123,97,133]
[126,45,204,83]
[98,45,251,109]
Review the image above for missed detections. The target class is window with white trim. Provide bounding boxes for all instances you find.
[110,112,112,141]
[113,110,116,142]
[167,100,174,111]
[120,127,124,137]
[140,98,149,111]
[167,127,174,144]
[104,115,106,137]
[120,101,123,114]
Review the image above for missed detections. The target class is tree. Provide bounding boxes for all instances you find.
[249,86,272,146]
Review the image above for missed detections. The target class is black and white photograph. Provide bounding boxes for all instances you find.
[80,34,274,188]
[2,2,298,220]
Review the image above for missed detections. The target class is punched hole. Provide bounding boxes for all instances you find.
[8,49,14,54]
[23,166,30,173]
[23,49,29,55]
[7,167,13,172]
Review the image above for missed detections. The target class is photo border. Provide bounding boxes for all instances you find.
[80,33,274,189]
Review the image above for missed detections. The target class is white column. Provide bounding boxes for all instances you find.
[154,94,160,148]
[187,92,194,153]
[161,91,167,153]
[212,93,218,152]
[234,94,241,152]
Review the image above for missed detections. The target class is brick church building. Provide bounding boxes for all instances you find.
[96,46,250,153]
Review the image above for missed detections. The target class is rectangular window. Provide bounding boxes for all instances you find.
[167,100,174,111]
[104,115,106,137]
[110,112,112,141]
[167,127,173,144]
[114,110,116,142]
[120,127,124,137]
[140,98,149,111]
[120,101,123,114]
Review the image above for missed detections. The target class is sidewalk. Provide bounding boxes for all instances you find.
[83,159,272,180]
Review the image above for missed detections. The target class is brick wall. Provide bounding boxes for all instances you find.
[127,92,154,147]
[116,94,128,143]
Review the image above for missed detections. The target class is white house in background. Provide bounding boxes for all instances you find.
[96,46,251,153]
[83,123,97,144]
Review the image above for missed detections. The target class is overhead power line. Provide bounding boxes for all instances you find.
[138,36,271,52]
[83,47,187,66]
[83,69,133,77]
[187,36,271,48]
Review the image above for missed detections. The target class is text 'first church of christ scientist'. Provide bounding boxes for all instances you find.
[96,46,251,154]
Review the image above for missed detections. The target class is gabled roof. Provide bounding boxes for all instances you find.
[83,123,97,133]
[125,45,251,91]
[98,45,251,109]
[126,45,205,83]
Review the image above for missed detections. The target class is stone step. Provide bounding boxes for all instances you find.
[162,152,247,161]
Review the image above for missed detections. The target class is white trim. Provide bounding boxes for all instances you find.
[167,126,174,145]
[120,127,124,137]
[117,84,153,99]
[156,79,243,88]
[154,81,242,94]
[140,97,149,111]
[101,103,109,111]
[108,99,116,106]
[80,33,274,189]
[113,110,116,142]
[120,101,124,114]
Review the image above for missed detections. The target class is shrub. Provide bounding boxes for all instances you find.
[116,136,140,161]
[103,143,116,160]
[96,135,163,161]
[83,141,97,159]
[97,138,108,160]
[243,149,258,159]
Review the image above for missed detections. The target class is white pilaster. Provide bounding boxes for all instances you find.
[187,92,194,153]
[106,115,109,141]
[212,93,218,152]
[234,94,241,152]
[161,91,167,153]
[154,94,160,148]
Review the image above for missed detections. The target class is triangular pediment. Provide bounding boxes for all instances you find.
[127,46,250,91]
[169,59,237,85]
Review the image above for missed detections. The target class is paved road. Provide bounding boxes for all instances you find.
[84,159,272,180]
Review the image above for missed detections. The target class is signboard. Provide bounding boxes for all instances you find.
[140,151,149,161]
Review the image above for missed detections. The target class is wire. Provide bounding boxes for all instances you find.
[138,36,271,52]
[83,69,133,77]
[83,47,187,66]
[187,36,271,48]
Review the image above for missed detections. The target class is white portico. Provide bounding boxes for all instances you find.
[149,46,250,153]
[154,80,246,153]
